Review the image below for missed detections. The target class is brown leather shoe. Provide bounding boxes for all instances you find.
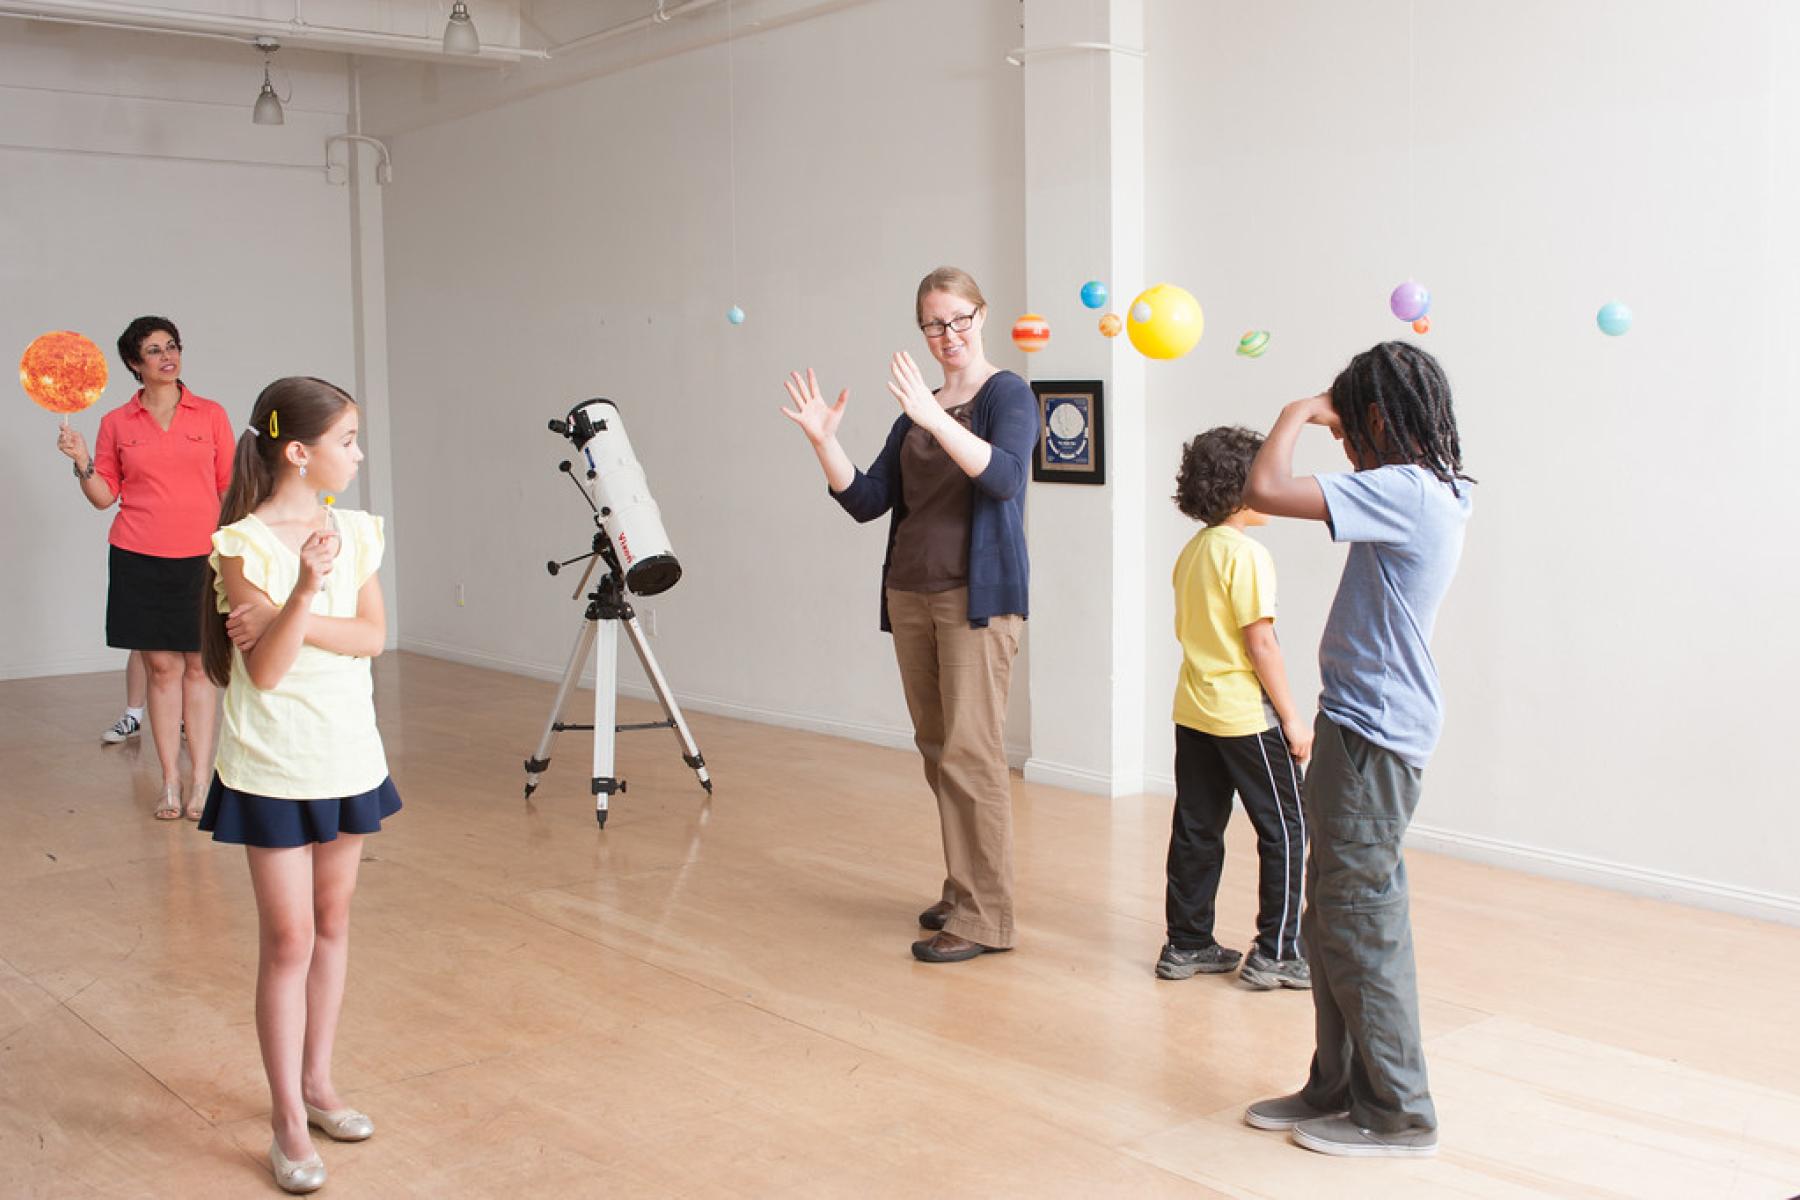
[917,901,952,931]
[911,932,1008,963]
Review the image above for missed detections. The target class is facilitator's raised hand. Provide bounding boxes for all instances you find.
[295,530,340,598]
[779,367,848,447]
[885,351,948,433]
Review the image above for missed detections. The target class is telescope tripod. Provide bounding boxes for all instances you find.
[522,532,711,827]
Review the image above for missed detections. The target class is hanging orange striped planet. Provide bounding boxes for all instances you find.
[1011,314,1050,353]
[20,331,108,415]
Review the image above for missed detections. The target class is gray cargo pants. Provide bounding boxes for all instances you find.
[1297,713,1438,1133]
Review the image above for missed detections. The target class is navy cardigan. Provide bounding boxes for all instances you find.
[832,370,1038,631]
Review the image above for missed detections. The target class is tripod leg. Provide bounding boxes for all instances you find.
[592,615,623,826]
[524,616,600,798]
[621,614,713,794]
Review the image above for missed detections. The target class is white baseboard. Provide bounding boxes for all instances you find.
[1405,824,1800,928]
[1024,757,1122,796]
[0,650,129,682]
[398,636,1030,769]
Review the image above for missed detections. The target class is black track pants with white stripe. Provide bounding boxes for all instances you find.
[1166,722,1308,961]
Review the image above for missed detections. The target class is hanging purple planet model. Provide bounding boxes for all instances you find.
[1389,281,1431,323]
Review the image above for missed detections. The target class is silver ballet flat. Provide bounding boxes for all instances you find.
[269,1139,327,1194]
[305,1101,374,1141]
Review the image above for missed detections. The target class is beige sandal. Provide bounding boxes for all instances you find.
[153,783,182,821]
[183,779,206,822]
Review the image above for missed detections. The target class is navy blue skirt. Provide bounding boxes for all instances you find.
[198,775,402,848]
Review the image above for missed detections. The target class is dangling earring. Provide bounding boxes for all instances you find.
[299,463,308,478]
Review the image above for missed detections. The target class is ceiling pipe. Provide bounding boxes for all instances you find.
[546,0,728,59]
[0,0,548,63]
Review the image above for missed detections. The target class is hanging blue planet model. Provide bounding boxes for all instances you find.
[1080,280,1108,310]
[727,305,746,326]
[1596,301,1632,336]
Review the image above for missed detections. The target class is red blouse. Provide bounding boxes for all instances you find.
[93,386,235,558]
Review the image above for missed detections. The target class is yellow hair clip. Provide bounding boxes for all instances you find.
[267,410,280,439]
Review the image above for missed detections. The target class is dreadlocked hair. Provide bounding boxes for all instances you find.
[201,376,357,688]
[1173,425,1263,525]
[1328,341,1473,494]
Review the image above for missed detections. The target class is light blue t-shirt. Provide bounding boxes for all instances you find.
[1316,464,1472,768]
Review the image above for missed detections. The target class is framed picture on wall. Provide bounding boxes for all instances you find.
[1030,379,1105,485]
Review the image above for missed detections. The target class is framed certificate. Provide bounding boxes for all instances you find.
[1030,379,1105,485]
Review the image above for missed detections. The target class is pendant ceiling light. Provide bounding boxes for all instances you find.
[252,37,284,125]
[443,1,480,55]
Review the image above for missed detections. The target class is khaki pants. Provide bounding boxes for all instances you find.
[887,587,1021,948]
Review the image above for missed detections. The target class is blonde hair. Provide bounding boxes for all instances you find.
[915,266,987,325]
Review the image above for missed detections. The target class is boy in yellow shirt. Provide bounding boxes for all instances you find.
[1158,426,1313,989]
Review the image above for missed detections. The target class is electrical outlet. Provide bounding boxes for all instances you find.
[455,582,466,607]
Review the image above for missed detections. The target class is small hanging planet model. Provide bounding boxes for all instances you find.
[726,305,746,326]
[1236,330,1270,359]
[1011,313,1051,352]
[1596,302,1632,336]
[1412,317,1431,334]
[1080,280,1108,310]
[1098,313,1122,338]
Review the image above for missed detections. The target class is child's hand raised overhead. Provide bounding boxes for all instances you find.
[296,530,340,597]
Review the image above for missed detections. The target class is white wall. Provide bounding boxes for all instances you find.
[0,22,368,678]
[1140,0,1800,918]
[369,0,1033,759]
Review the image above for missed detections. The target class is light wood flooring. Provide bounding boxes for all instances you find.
[2,652,1797,1198]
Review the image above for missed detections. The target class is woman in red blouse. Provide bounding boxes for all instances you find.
[56,316,233,821]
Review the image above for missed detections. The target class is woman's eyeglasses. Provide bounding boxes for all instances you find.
[919,311,977,338]
[140,342,181,359]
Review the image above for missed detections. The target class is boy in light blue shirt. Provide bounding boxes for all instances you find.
[1239,342,1473,1159]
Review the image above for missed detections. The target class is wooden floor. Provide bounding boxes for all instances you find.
[3,652,1797,1198]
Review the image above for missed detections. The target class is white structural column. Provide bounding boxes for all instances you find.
[344,59,400,648]
[1021,0,1147,796]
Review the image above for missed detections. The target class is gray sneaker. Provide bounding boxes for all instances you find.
[1290,1115,1438,1158]
[1155,942,1242,980]
[1244,1093,1347,1131]
[1239,951,1312,991]
[102,713,141,744]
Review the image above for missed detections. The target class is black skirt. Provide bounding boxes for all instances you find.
[106,545,208,652]
[198,775,403,848]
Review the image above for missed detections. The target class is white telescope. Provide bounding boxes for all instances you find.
[559,398,681,597]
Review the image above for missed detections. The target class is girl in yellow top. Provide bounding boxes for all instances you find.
[196,376,398,1195]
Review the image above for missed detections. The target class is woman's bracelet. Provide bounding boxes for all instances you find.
[71,459,97,481]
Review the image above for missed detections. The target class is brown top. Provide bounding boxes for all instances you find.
[886,400,977,594]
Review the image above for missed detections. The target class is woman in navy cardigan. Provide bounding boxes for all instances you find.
[782,267,1038,963]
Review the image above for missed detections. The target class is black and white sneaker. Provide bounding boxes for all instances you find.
[1239,951,1312,991]
[1155,942,1243,980]
[102,713,142,744]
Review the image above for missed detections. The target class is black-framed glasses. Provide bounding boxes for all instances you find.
[140,341,182,359]
[919,310,978,338]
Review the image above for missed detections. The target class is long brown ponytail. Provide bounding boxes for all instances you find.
[202,377,357,687]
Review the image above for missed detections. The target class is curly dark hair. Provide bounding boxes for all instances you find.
[1173,425,1264,525]
[1330,341,1473,494]
[116,315,181,384]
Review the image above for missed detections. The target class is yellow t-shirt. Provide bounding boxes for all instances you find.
[1172,524,1279,736]
[210,508,390,799]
